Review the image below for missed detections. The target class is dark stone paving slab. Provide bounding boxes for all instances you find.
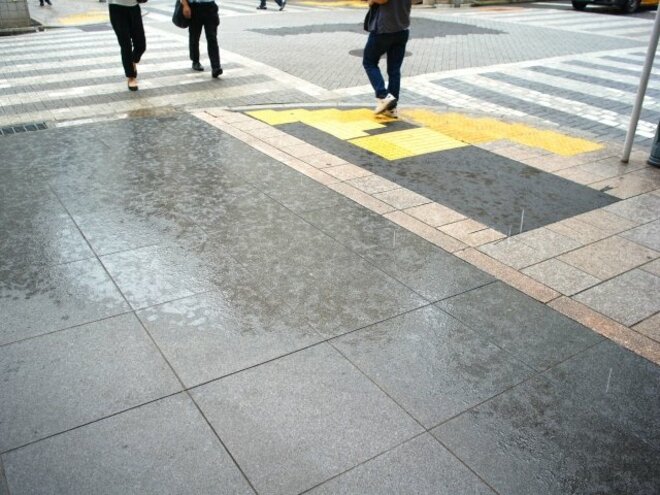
[137,288,323,388]
[279,123,618,234]
[332,305,534,428]
[435,282,603,371]
[0,195,95,269]
[0,314,181,452]
[250,248,427,338]
[100,233,252,310]
[545,340,660,450]
[2,394,253,495]
[432,373,660,495]
[191,344,423,495]
[301,201,494,301]
[307,434,496,495]
[0,258,130,346]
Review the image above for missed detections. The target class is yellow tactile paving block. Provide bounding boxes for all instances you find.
[349,128,468,161]
[403,110,602,157]
[247,109,312,126]
[300,1,364,7]
[250,108,388,140]
[59,11,109,25]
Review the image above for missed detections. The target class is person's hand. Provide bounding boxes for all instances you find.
[183,5,191,18]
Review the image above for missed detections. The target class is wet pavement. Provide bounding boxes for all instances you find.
[1,1,660,494]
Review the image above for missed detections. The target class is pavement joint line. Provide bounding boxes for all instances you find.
[191,105,660,366]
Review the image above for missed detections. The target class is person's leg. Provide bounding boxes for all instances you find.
[257,0,266,9]
[362,32,388,99]
[109,5,136,78]
[128,5,146,67]
[188,4,203,67]
[385,30,409,102]
[202,2,221,72]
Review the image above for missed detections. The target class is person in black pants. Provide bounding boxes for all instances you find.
[108,0,146,91]
[181,0,223,78]
[256,0,286,10]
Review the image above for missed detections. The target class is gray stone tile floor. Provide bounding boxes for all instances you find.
[1,114,657,494]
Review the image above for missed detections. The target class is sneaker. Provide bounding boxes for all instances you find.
[279,0,286,10]
[256,5,266,9]
[374,94,397,114]
[192,62,204,71]
[381,108,398,119]
[212,67,223,78]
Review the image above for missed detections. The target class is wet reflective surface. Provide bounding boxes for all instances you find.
[1,115,658,494]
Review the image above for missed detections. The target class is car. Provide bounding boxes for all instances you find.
[572,0,658,14]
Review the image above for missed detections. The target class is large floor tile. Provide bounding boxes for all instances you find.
[191,344,422,495]
[138,288,323,387]
[436,282,602,370]
[2,394,253,495]
[307,434,495,495]
[545,340,660,449]
[72,203,205,256]
[0,314,181,452]
[0,197,94,269]
[100,233,251,309]
[621,219,660,252]
[432,376,660,495]
[574,269,660,326]
[302,202,494,300]
[333,306,534,427]
[251,252,427,337]
[0,258,130,345]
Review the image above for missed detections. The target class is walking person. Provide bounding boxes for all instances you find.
[108,0,146,91]
[256,0,286,10]
[181,0,223,78]
[362,0,411,118]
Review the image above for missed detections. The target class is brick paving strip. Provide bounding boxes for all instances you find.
[194,106,660,365]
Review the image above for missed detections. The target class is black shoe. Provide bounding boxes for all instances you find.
[279,0,286,10]
[212,67,223,78]
[256,5,266,9]
[39,1,44,5]
[192,62,204,72]
[45,0,51,4]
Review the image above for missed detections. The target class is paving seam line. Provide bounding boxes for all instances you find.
[191,107,660,366]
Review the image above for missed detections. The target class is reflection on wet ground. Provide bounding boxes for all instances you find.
[0,114,658,495]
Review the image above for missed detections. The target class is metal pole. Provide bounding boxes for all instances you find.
[621,9,660,163]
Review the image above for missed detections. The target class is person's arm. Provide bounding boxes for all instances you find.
[181,0,191,19]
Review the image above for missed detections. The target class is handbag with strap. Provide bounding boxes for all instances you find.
[172,0,190,29]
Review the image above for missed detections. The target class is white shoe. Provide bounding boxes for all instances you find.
[374,94,397,114]
[381,108,398,119]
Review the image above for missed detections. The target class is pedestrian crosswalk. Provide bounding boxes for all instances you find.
[144,0,318,20]
[455,7,655,41]
[403,47,660,141]
[1,4,658,145]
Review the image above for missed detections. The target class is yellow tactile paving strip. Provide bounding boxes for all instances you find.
[350,128,467,160]
[249,108,603,161]
[195,107,660,366]
[403,110,603,156]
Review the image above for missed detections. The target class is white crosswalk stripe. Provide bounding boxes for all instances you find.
[403,48,660,139]
[456,7,655,40]
[0,21,305,127]
[144,0,317,20]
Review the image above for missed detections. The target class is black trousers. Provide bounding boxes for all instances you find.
[109,4,146,78]
[189,2,221,70]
